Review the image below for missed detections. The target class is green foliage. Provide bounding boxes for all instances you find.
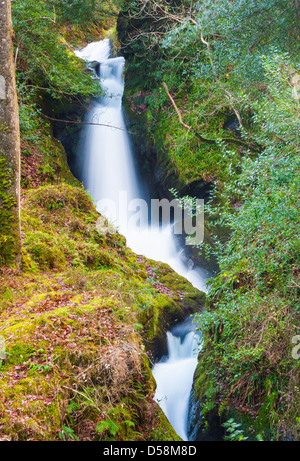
[17,85,42,137]
[96,403,136,438]
[58,425,79,441]
[120,0,300,440]
[222,418,248,441]
[120,0,300,185]
[12,0,103,100]
[52,0,99,25]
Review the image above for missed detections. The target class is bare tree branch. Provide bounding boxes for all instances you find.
[41,113,135,134]
[163,82,261,152]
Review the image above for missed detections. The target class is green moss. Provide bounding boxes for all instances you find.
[124,86,242,193]
[0,183,204,441]
[147,405,182,441]
[193,349,213,404]
[133,258,205,359]
[0,155,20,266]
[25,231,67,270]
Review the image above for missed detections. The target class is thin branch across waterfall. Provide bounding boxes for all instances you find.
[41,113,136,135]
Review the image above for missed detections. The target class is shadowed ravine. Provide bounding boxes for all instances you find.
[75,39,207,441]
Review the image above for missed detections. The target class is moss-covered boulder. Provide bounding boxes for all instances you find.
[134,256,205,361]
[0,184,204,441]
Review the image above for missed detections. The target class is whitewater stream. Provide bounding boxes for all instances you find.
[75,39,208,441]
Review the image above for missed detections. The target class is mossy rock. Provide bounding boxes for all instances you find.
[0,183,204,441]
[189,347,224,441]
[136,257,206,360]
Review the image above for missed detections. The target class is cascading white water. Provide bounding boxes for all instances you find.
[152,319,202,441]
[75,40,140,219]
[75,39,207,441]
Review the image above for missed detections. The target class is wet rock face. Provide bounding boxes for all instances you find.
[137,257,206,362]
[88,61,101,77]
[187,389,224,441]
[223,115,241,138]
[187,389,202,441]
[48,94,89,183]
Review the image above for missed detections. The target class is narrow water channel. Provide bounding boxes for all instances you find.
[75,39,208,441]
[152,318,202,441]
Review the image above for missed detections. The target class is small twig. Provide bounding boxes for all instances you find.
[288,280,300,288]
[14,46,19,68]
[25,84,81,97]
[41,113,135,134]
[17,16,56,24]
[62,385,99,409]
[162,82,191,131]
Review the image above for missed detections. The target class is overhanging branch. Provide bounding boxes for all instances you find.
[162,82,262,152]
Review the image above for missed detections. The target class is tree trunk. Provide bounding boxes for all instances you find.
[0,0,21,266]
[293,0,300,19]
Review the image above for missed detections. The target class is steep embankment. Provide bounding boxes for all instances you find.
[0,1,206,441]
[117,1,300,441]
[0,184,204,441]
[3,0,299,442]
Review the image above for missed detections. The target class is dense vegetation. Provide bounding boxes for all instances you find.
[0,183,204,440]
[0,0,207,441]
[1,0,299,442]
[117,0,300,440]
[12,0,122,189]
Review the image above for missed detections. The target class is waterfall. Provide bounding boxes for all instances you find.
[75,39,207,441]
[152,318,202,441]
[75,40,140,224]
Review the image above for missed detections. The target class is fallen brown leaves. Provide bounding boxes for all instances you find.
[21,140,45,188]
[137,256,188,299]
